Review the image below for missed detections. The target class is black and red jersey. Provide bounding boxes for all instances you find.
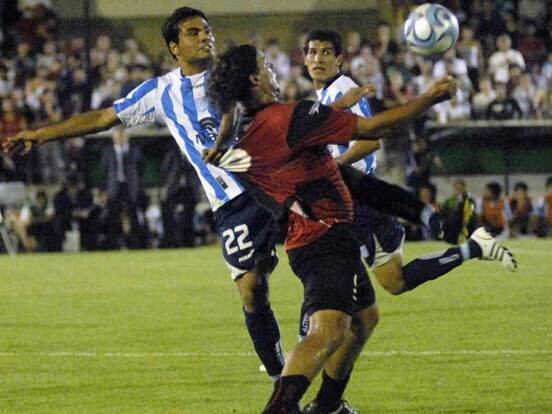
[236,100,358,250]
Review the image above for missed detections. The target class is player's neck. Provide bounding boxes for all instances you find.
[313,72,340,91]
[179,58,212,76]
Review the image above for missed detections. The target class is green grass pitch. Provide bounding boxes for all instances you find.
[1,239,551,413]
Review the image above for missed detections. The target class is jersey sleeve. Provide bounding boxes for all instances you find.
[286,100,357,150]
[113,77,158,127]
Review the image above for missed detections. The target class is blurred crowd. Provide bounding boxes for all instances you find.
[0,0,552,252]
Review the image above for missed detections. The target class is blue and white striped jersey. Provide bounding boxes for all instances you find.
[113,68,244,211]
[316,74,377,175]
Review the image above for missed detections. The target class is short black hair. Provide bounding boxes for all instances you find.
[162,7,208,59]
[546,176,552,187]
[303,29,343,56]
[208,44,259,113]
[486,181,502,198]
[513,181,528,192]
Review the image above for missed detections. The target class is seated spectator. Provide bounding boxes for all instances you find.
[512,72,536,117]
[533,77,552,119]
[433,48,468,79]
[477,181,512,237]
[508,181,533,236]
[517,22,547,67]
[344,30,362,60]
[121,38,150,67]
[351,57,385,98]
[286,66,313,99]
[409,59,435,96]
[13,191,55,252]
[472,76,496,118]
[435,95,471,123]
[488,34,525,84]
[406,137,442,192]
[486,82,523,120]
[0,64,12,98]
[441,179,477,244]
[535,176,552,237]
[373,22,399,67]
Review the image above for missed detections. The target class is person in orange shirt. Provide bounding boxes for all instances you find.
[477,181,512,237]
[536,177,552,236]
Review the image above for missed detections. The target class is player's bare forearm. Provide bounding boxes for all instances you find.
[2,107,120,155]
[353,76,456,139]
[31,108,120,142]
[203,107,235,163]
[335,140,381,166]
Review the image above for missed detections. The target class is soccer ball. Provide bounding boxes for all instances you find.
[404,3,459,56]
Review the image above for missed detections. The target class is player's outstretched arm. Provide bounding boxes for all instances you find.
[203,106,235,164]
[2,107,121,156]
[353,76,456,139]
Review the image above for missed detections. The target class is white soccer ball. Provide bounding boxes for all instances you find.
[404,3,459,56]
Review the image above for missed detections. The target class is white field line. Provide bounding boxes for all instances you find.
[0,350,550,358]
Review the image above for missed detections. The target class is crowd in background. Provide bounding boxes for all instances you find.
[0,0,552,253]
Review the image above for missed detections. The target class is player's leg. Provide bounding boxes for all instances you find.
[340,165,442,238]
[263,224,359,414]
[214,193,285,380]
[373,226,518,295]
[303,264,378,414]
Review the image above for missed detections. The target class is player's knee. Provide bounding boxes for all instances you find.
[375,267,407,295]
[308,310,350,353]
[353,305,379,345]
[237,272,269,312]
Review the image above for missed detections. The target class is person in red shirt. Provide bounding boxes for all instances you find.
[208,44,456,414]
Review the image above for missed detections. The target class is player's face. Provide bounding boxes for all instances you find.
[170,17,215,64]
[256,53,280,100]
[304,40,343,85]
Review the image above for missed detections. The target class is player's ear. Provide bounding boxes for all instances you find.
[336,54,344,68]
[168,41,179,59]
[249,73,260,86]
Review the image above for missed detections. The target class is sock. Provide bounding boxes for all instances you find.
[403,247,464,291]
[315,370,352,411]
[263,375,310,413]
[459,239,482,261]
[243,305,285,378]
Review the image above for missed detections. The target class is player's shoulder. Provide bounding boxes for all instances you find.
[328,75,359,93]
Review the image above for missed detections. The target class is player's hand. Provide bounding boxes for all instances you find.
[334,84,376,110]
[217,148,251,173]
[202,145,225,165]
[427,76,457,103]
[1,131,36,156]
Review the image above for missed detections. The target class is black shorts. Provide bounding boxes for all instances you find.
[214,192,278,280]
[288,223,374,317]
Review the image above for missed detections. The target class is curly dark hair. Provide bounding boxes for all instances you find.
[207,44,259,113]
[162,7,208,60]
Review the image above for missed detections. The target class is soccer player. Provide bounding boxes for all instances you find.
[207,43,457,414]
[2,7,291,383]
[303,29,517,294]
[299,31,518,412]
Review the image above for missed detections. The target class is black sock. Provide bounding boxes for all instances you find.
[316,370,351,411]
[263,375,310,413]
[403,247,464,291]
[243,305,285,378]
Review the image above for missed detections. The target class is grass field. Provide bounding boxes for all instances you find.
[1,239,551,413]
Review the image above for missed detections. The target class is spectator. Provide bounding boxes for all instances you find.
[508,181,533,236]
[409,59,435,96]
[406,137,442,192]
[435,94,471,123]
[512,72,536,117]
[486,82,523,120]
[488,34,526,83]
[518,0,548,28]
[477,181,511,237]
[121,38,150,67]
[472,76,497,118]
[344,30,362,60]
[517,22,547,67]
[0,64,12,98]
[533,77,552,119]
[535,176,552,237]
[456,25,485,86]
[350,56,385,98]
[441,179,477,244]
[13,190,55,252]
[101,126,144,249]
[373,21,399,68]
[264,38,290,80]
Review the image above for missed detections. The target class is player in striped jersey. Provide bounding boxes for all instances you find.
[2,7,287,383]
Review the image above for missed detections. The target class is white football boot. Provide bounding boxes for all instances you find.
[470,227,518,271]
